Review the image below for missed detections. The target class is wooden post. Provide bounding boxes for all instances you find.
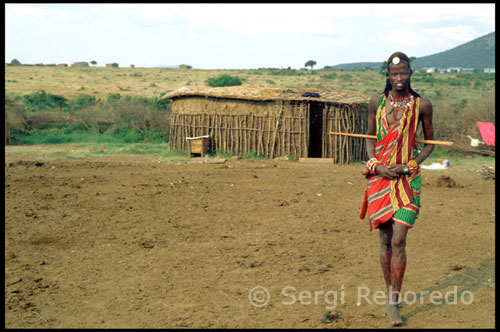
[270,101,284,159]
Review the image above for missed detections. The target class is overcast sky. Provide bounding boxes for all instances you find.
[5,3,495,69]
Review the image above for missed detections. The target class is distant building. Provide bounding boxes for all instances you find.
[447,67,461,73]
[461,68,475,73]
[425,67,437,73]
[484,68,495,73]
[71,61,90,67]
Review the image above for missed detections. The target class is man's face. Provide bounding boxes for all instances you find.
[388,63,411,92]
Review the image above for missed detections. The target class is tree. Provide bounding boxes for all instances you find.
[305,60,317,71]
[90,60,97,67]
[409,56,416,63]
[10,59,21,66]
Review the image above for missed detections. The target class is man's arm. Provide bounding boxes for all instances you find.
[365,94,379,159]
[388,97,435,175]
[413,97,434,165]
[365,94,398,179]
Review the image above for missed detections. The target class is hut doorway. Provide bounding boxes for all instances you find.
[308,102,324,157]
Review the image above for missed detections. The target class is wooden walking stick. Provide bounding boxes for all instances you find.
[328,132,454,146]
[332,132,454,232]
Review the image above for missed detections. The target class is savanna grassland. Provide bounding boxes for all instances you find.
[5,64,495,150]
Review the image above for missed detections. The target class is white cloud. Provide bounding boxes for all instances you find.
[86,4,375,37]
[10,4,71,21]
[385,29,424,47]
[423,25,477,43]
[328,38,349,50]
[373,3,494,25]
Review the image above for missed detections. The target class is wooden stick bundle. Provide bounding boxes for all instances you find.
[328,132,454,146]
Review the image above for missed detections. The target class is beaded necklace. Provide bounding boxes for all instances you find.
[389,91,413,121]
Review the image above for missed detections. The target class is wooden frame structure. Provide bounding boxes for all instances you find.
[161,86,370,163]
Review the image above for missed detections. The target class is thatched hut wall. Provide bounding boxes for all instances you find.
[164,87,369,163]
[170,97,309,158]
[323,102,369,163]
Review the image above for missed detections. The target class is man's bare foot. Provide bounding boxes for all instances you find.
[381,303,391,316]
[388,304,403,326]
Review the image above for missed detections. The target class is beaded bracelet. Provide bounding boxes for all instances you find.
[366,157,380,173]
[407,159,419,174]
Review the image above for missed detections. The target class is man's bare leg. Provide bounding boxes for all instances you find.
[378,221,393,317]
[388,221,409,326]
[378,220,408,325]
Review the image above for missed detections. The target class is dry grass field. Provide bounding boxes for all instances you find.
[5,66,385,98]
[5,65,494,145]
[5,65,494,100]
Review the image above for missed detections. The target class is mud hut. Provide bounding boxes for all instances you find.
[161,86,370,163]
[71,61,89,67]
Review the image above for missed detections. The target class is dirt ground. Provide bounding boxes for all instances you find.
[4,147,495,328]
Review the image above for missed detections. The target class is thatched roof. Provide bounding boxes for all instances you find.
[161,86,369,105]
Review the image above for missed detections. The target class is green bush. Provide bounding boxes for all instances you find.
[14,128,73,144]
[446,78,470,87]
[22,90,68,112]
[107,93,121,104]
[71,94,97,110]
[206,74,243,87]
[143,129,168,143]
[321,73,337,80]
[154,93,172,110]
[10,59,21,66]
[338,73,352,81]
[112,125,144,143]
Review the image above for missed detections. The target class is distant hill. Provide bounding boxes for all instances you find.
[327,31,495,71]
[324,62,382,71]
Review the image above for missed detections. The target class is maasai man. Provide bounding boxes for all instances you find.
[364,52,434,326]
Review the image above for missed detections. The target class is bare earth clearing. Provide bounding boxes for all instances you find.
[4,146,495,328]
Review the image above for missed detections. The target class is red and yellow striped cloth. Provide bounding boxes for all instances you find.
[362,94,421,229]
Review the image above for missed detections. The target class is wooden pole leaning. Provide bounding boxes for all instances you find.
[328,132,454,146]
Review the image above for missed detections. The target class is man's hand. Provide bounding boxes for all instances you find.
[375,164,399,180]
[388,164,408,177]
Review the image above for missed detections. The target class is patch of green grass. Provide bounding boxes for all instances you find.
[211,149,236,158]
[13,129,125,145]
[12,126,169,146]
[242,150,269,160]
